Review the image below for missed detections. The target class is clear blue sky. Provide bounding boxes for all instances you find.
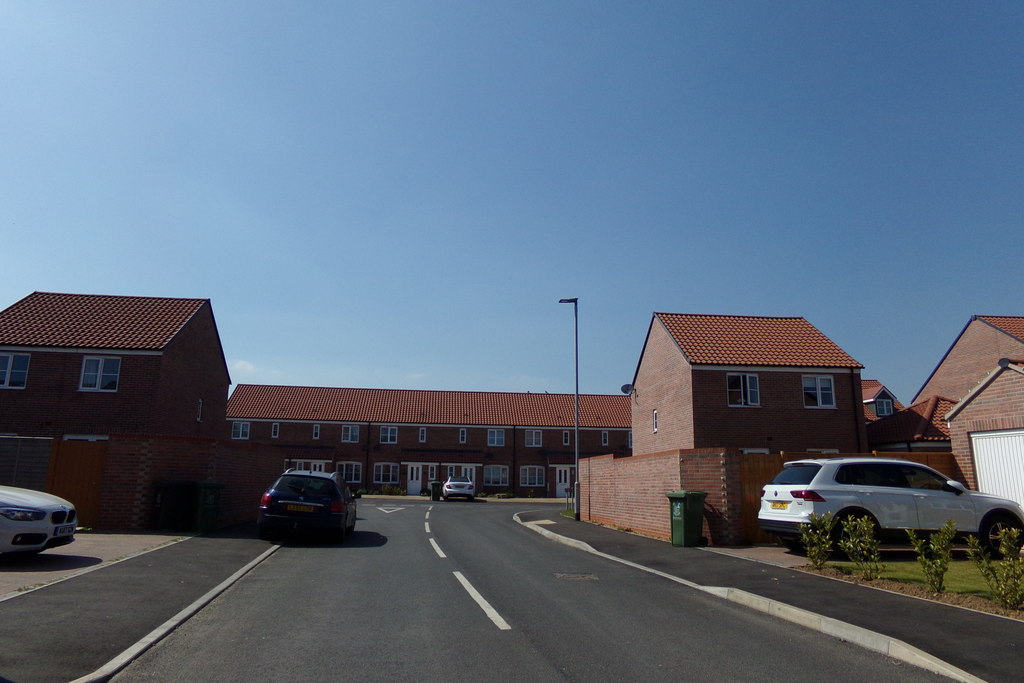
[3,2,1021,404]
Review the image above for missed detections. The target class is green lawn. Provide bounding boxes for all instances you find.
[829,550,995,599]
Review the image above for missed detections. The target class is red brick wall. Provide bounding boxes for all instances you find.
[0,350,162,436]
[580,451,683,540]
[95,434,285,530]
[154,302,231,439]
[691,368,867,452]
[949,368,1024,489]
[918,320,1024,402]
[631,321,695,455]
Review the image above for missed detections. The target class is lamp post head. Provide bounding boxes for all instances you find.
[559,298,578,304]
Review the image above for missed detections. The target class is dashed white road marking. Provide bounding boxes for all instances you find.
[429,538,447,558]
[453,571,511,630]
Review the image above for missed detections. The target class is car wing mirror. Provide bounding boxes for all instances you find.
[944,480,967,495]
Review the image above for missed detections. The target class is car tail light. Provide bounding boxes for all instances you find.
[330,499,346,513]
[790,490,826,502]
[260,492,272,506]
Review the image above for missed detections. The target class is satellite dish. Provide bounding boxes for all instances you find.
[620,384,633,395]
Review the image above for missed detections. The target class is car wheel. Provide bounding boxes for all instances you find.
[442,495,448,501]
[979,514,1024,558]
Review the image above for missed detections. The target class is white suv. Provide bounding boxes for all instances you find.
[758,458,1024,556]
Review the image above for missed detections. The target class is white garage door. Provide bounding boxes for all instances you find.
[972,429,1024,507]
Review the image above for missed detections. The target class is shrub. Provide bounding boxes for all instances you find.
[966,527,1024,609]
[838,515,884,580]
[907,520,957,593]
[800,512,836,570]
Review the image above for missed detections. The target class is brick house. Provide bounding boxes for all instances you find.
[946,358,1024,506]
[226,384,631,498]
[914,315,1024,404]
[0,292,230,440]
[862,379,903,423]
[629,313,867,456]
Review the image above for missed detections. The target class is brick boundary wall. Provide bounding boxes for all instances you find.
[579,451,683,541]
[97,434,285,530]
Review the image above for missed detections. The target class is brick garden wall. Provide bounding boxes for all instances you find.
[96,434,285,530]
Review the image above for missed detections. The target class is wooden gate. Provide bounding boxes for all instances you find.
[47,440,108,528]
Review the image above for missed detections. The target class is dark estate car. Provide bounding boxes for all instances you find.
[258,470,358,542]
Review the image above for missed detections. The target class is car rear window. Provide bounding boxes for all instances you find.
[770,464,821,485]
[275,475,335,496]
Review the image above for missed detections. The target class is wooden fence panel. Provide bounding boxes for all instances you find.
[47,441,108,528]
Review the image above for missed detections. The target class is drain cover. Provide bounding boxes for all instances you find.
[553,572,598,580]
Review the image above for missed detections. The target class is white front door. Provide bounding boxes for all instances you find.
[555,466,574,498]
[407,465,422,496]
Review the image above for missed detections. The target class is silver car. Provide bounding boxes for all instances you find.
[0,485,78,554]
[758,457,1024,556]
[442,476,475,501]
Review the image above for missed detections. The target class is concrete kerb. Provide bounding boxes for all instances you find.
[513,513,983,683]
[68,544,280,683]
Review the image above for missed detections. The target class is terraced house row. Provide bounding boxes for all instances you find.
[225,384,631,497]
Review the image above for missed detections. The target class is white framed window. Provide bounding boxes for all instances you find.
[875,399,893,417]
[520,465,545,487]
[484,465,508,486]
[293,460,327,472]
[80,356,121,392]
[727,373,760,407]
[526,430,542,447]
[380,426,398,444]
[487,429,505,447]
[563,430,571,446]
[447,465,457,479]
[231,421,250,440]
[803,375,835,408]
[428,465,437,481]
[337,461,362,483]
[342,424,360,443]
[652,410,658,433]
[0,353,30,389]
[461,466,475,482]
[271,423,280,439]
[312,424,320,440]
[601,430,609,446]
[373,463,400,484]
[459,428,467,444]
[419,427,427,443]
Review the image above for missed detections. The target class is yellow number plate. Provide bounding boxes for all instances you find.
[770,501,789,510]
[286,504,315,512]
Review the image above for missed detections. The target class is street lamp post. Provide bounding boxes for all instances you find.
[559,297,580,521]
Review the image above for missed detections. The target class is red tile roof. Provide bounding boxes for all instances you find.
[861,379,883,400]
[0,292,209,351]
[861,379,905,422]
[978,316,1024,341]
[866,395,954,444]
[654,313,862,368]
[227,384,631,428]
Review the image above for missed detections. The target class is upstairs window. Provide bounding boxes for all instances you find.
[271,423,280,439]
[563,430,571,446]
[312,424,321,440]
[803,375,835,408]
[727,373,760,407]
[380,426,398,444]
[81,356,120,392]
[0,353,29,389]
[875,398,893,417]
[459,428,467,444]
[341,424,360,443]
[487,429,505,447]
[526,430,542,447]
[231,422,250,440]
[419,427,427,443]
[601,430,609,446]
